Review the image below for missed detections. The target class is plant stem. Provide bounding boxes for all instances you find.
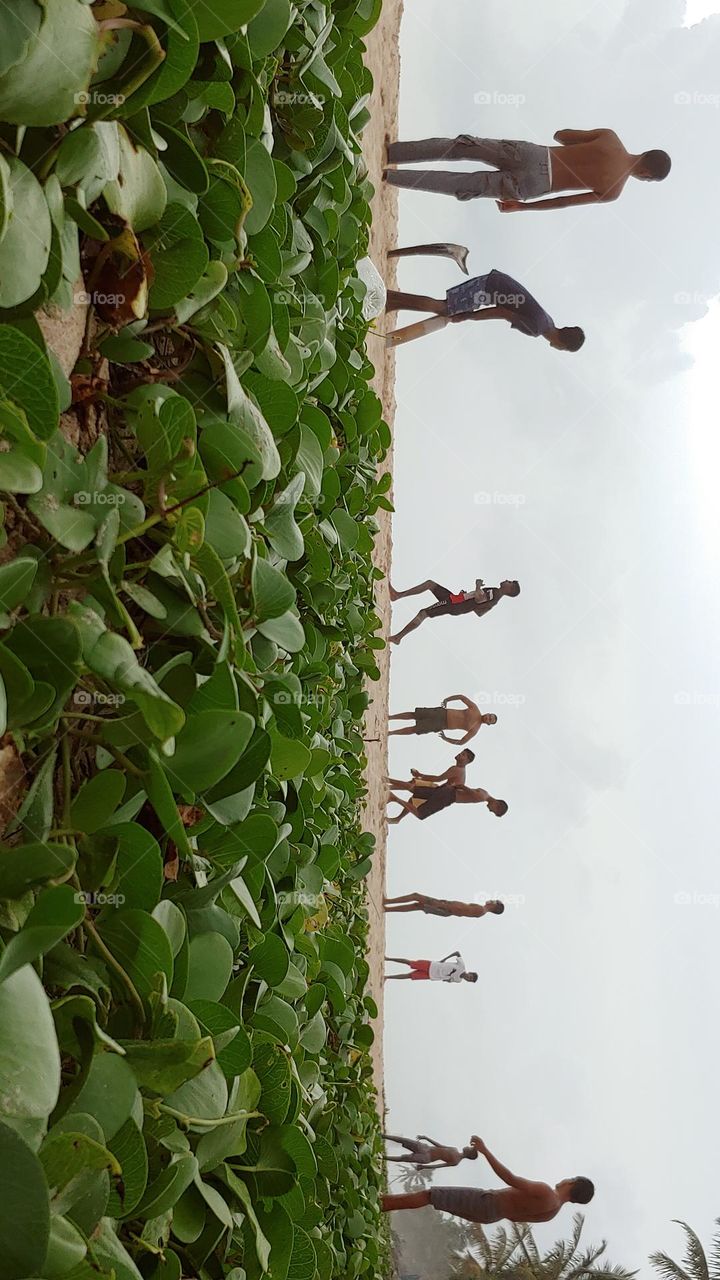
[84,915,146,1030]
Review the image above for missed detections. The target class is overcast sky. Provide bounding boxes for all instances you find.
[383,0,720,1269]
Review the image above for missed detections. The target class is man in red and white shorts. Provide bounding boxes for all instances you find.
[385,952,478,984]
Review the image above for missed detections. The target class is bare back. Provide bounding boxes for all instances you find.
[550,129,631,199]
[494,1183,561,1223]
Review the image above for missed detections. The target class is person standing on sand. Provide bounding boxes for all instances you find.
[385,951,478,984]
[384,1134,480,1168]
[384,893,505,919]
[389,578,520,646]
[387,784,508,824]
[383,129,670,208]
[384,271,584,352]
[382,1136,594,1225]
[389,696,496,743]
[387,748,475,794]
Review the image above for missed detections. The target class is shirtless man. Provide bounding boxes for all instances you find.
[382,1136,594,1225]
[387,748,474,793]
[384,1133,480,1169]
[387,784,508,824]
[383,129,671,209]
[384,893,505,919]
[390,578,520,646]
[385,950,478,984]
[389,696,496,743]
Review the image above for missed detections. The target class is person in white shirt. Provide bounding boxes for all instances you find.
[385,951,478,984]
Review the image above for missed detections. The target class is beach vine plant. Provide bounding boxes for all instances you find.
[0,1,391,1277]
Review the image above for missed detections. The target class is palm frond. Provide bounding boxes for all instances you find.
[673,1220,711,1280]
[649,1250,693,1280]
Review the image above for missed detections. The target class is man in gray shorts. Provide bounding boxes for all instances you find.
[383,129,670,207]
[382,1136,594,1225]
[384,136,551,201]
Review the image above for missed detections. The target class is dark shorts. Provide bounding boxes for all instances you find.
[430,1187,502,1223]
[415,706,447,734]
[417,785,456,819]
[423,902,452,917]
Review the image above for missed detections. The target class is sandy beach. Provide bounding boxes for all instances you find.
[360,0,403,1108]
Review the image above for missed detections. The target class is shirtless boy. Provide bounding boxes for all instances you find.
[382,1136,594,1224]
[387,748,474,793]
[384,1134,480,1168]
[383,129,670,209]
[389,695,496,743]
[384,893,505,919]
[387,784,508,824]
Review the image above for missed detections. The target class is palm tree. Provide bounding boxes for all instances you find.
[651,1219,720,1279]
[449,1212,636,1279]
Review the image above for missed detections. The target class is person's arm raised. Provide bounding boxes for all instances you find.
[470,1139,548,1193]
[456,305,513,323]
[497,192,607,213]
[553,128,605,144]
[440,951,461,963]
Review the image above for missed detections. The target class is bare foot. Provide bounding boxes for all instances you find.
[389,635,399,645]
[388,584,399,601]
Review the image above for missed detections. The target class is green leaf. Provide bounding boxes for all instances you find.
[183,933,234,1002]
[70,770,126,834]
[246,0,293,58]
[40,1128,121,1208]
[269,734,312,782]
[224,1168,272,1271]
[0,556,37,611]
[106,1118,148,1217]
[220,344,280,482]
[146,202,209,311]
[0,0,43,78]
[0,965,60,1133]
[64,1053,138,1142]
[43,1212,87,1275]
[104,126,167,233]
[0,326,58,439]
[249,933,289,987]
[174,260,228,324]
[251,556,295,623]
[0,0,100,126]
[136,1153,198,1219]
[97,908,174,999]
[191,0,267,40]
[0,886,84,986]
[264,473,305,561]
[0,1121,50,1280]
[257,610,305,653]
[119,1036,214,1094]
[0,841,77,899]
[167,709,255,795]
[0,447,43,493]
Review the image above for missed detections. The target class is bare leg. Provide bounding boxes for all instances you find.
[389,609,430,645]
[382,1191,432,1212]
[385,973,414,979]
[385,957,412,964]
[385,903,425,913]
[387,778,416,790]
[385,289,447,315]
[390,579,446,601]
[389,726,422,736]
[389,712,418,720]
[384,893,423,904]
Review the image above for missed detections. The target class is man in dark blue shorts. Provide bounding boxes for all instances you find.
[385,270,584,352]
